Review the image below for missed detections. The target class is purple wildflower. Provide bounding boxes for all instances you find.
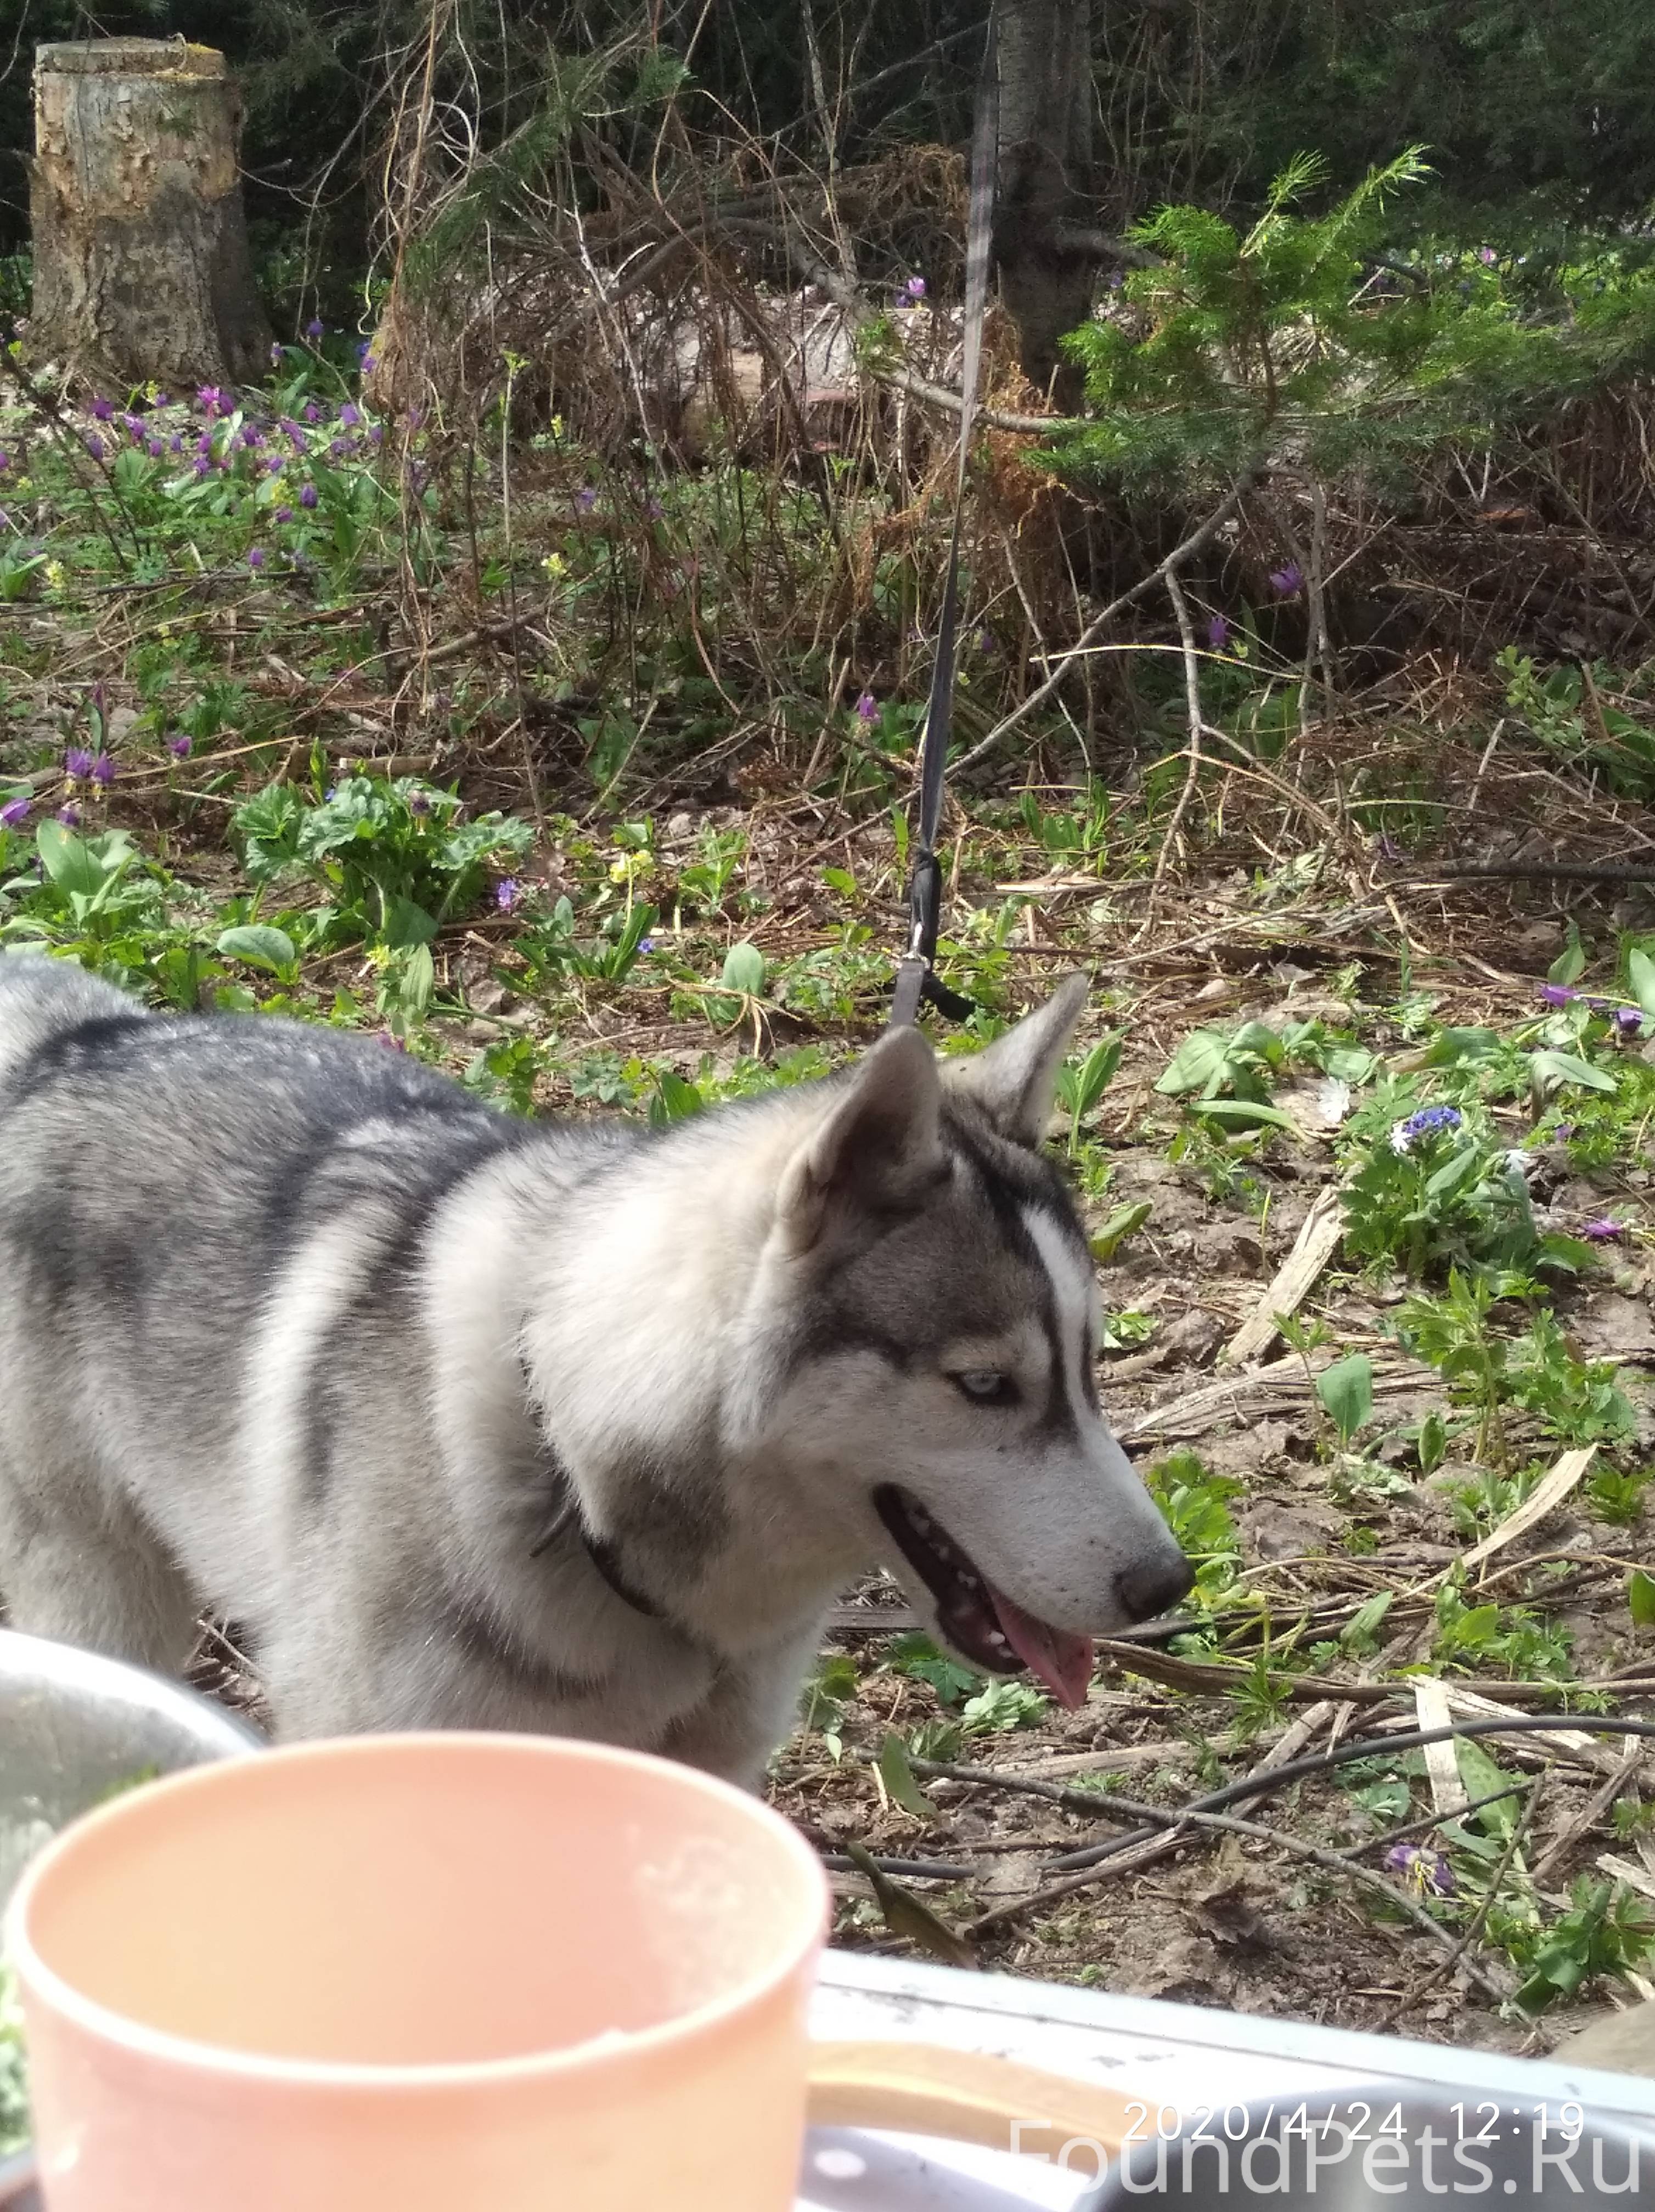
[300,482,319,510]
[197,386,226,417]
[495,878,520,913]
[274,505,294,524]
[329,439,347,461]
[0,450,9,472]
[854,690,879,724]
[575,485,598,514]
[56,804,80,828]
[339,404,361,430]
[64,748,93,781]
[361,354,377,376]
[84,434,106,461]
[1207,614,1230,651]
[904,275,927,302]
[409,791,431,816]
[1583,1217,1625,1240]
[89,396,114,422]
[193,458,212,479]
[1537,983,1579,1009]
[1612,1007,1645,1039]
[369,425,384,447]
[379,1030,408,1052]
[306,317,325,340]
[1269,561,1305,597]
[1478,246,1498,267]
[269,342,285,366]
[639,936,656,954]
[166,733,193,760]
[0,796,30,831]
[408,407,424,430]
[1384,1843,1455,1898]
[247,548,266,571]
[303,403,321,424]
[89,754,115,789]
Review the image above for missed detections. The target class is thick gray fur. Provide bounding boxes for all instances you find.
[0,951,1186,1785]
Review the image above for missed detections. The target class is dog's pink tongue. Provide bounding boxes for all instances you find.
[985,1585,1094,1709]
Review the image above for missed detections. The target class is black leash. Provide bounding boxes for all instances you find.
[888,9,998,1031]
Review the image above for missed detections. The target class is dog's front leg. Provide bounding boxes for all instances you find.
[659,1623,825,1792]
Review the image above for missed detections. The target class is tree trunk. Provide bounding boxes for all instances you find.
[29,40,272,389]
[994,0,1095,408]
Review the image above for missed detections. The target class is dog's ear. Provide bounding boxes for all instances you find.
[941,972,1089,1148]
[778,1025,944,1249]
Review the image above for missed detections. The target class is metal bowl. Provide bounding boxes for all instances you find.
[0,1629,263,2206]
[1085,2086,1650,2208]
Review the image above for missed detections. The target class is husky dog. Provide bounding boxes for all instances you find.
[0,952,1189,1784]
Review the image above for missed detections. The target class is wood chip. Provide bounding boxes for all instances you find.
[1435,1679,1615,1775]
[1456,1447,1597,1574]
[1222,1186,1348,1367]
[1414,1677,1469,1815]
[1597,1853,1655,1906]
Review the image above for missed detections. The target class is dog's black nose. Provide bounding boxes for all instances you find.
[1117,1551,1195,1622]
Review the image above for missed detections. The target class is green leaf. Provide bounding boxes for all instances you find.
[1417,1409,1448,1476]
[1155,1029,1229,1096]
[215,924,298,981]
[1339,1590,1394,1655]
[380,895,438,950]
[1191,1097,1297,1131]
[1060,1035,1124,1120]
[1455,1736,1521,1839]
[1423,1143,1487,1200]
[845,1842,975,1968]
[1629,949,1655,1020]
[720,941,766,995]
[35,819,108,897]
[1549,922,1586,988]
[1090,1200,1152,1263]
[649,1070,705,1126]
[876,1731,938,1822]
[1530,1049,1618,1098]
[1629,1570,1655,1629]
[1316,1352,1374,1445]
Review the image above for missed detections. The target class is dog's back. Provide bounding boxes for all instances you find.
[0,954,607,1678]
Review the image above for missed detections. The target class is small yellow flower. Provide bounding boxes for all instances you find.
[43,560,66,592]
[540,552,566,579]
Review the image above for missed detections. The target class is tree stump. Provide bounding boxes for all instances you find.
[29,40,273,388]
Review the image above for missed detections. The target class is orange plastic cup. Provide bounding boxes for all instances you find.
[5,1733,828,2211]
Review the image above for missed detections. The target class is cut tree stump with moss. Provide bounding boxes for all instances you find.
[28,40,272,388]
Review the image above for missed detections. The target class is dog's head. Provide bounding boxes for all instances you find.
[757,978,1191,1706]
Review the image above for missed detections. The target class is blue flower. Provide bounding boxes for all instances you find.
[1390,1104,1462,1154]
[0,795,30,830]
[1269,561,1305,597]
[496,878,520,912]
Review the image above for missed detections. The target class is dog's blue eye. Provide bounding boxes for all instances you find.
[953,1370,1016,1406]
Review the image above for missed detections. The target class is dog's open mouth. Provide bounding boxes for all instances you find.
[872,1483,1094,1710]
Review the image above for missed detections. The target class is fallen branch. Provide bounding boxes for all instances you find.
[952,470,1264,775]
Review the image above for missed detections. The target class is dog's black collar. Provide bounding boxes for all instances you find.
[520,1359,662,1621]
